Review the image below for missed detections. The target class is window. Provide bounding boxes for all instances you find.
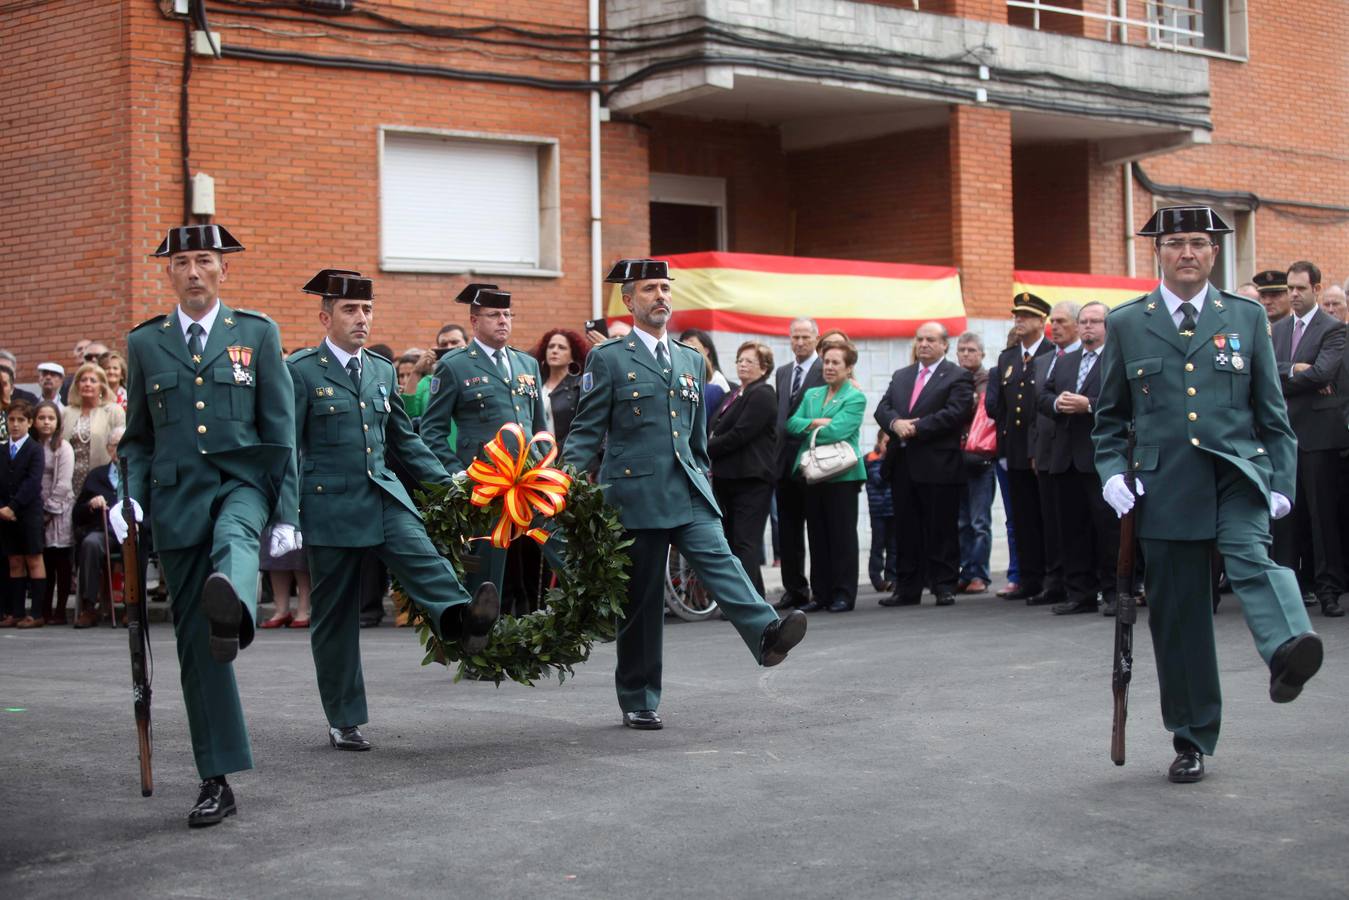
[379,128,561,276]
[1151,0,1248,58]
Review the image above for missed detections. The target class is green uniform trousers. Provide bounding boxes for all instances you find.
[620,498,780,713]
[306,495,472,729]
[1141,459,1311,756]
[158,482,268,780]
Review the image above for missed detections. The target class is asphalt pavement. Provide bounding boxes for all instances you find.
[2,589,1346,899]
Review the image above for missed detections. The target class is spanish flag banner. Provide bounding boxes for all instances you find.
[1013,270,1156,309]
[606,252,966,338]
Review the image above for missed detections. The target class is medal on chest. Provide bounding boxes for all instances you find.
[227,346,254,386]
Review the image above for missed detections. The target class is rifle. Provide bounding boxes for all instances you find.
[1110,428,1138,767]
[119,459,154,796]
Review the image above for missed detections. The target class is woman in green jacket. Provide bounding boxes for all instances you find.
[786,340,867,612]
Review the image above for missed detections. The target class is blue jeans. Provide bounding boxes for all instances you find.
[868,514,897,590]
[959,462,995,584]
[993,462,1019,583]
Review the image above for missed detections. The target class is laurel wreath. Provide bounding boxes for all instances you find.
[410,471,630,686]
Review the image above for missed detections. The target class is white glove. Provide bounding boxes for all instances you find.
[108,498,144,544]
[452,470,470,484]
[1270,492,1292,520]
[1103,474,1144,518]
[270,523,302,556]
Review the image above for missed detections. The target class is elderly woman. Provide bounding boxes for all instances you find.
[707,341,778,600]
[61,362,125,500]
[532,328,588,447]
[786,340,867,613]
[98,350,129,410]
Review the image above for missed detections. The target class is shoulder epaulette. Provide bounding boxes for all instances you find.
[131,314,170,333]
[1220,288,1261,307]
[1110,294,1151,313]
[232,308,274,322]
[364,347,392,364]
[287,346,319,363]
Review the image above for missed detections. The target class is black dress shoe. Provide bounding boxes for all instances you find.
[1302,591,1317,607]
[761,609,807,667]
[449,582,500,654]
[1269,632,1323,703]
[827,600,853,613]
[879,594,920,607]
[934,593,955,607]
[329,725,372,751]
[773,592,807,611]
[1003,586,1041,602]
[798,600,826,613]
[1321,598,1345,617]
[358,617,382,629]
[187,778,236,828]
[201,573,242,664]
[1101,599,1118,617]
[623,709,663,730]
[1051,597,1099,615]
[1026,591,1060,607]
[1167,750,1205,783]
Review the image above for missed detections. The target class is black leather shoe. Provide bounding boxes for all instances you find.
[1302,591,1317,607]
[1101,598,1118,617]
[1167,750,1204,783]
[827,600,853,613]
[451,582,500,654]
[1002,585,1041,601]
[358,617,382,629]
[1321,598,1345,617]
[187,778,236,828]
[798,600,826,613]
[329,725,372,751]
[934,593,955,607]
[761,610,807,667]
[1052,597,1099,615]
[1269,632,1323,703]
[1026,591,1059,607]
[201,573,242,664]
[773,592,807,611]
[623,709,662,730]
[879,594,920,607]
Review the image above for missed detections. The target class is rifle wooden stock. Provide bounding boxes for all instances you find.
[1110,430,1139,767]
[119,460,153,797]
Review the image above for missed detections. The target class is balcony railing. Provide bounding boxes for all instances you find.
[1004,1,1215,52]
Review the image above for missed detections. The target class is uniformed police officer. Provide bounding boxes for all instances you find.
[1093,206,1323,784]
[284,270,499,752]
[985,292,1054,602]
[421,285,548,595]
[115,224,299,827]
[563,259,807,730]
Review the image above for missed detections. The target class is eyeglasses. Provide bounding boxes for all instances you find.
[83,353,100,361]
[1158,238,1216,252]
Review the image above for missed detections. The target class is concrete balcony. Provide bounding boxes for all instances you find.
[605,0,1211,157]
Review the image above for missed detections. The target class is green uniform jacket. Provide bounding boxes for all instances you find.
[284,346,451,547]
[421,344,547,474]
[1092,284,1297,541]
[122,303,298,550]
[564,335,718,529]
[784,382,868,482]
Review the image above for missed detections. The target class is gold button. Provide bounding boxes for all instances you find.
[360,401,366,409]
[1257,447,1265,454]
[1015,407,1021,413]
[153,383,160,391]
[316,485,324,493]
[197,425,207,434]
[1016,394,1023,400]
[200,449,207,455]
[1185,363,1195,372]
[363,424,369,432]
[624,468,632,476]
[1191,437,1200,446]
[673,430,679,438]
[195,400,205,409]
[195,376,204,385]
[669,390,675,397]
[1015,419,1022,426]
[329,405,336,412]
[632,391,640,398]
[1187,387,1196,396]
[671,411,678,418]
[1136,369,1143,376]
[1188,412,1198,421]
[1133,461,1141,469]
[366,447,372,454]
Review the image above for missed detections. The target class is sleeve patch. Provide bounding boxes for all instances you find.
[581,372,593,392]
[429,376,441,394]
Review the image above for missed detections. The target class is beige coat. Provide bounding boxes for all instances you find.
[41,440,75,547]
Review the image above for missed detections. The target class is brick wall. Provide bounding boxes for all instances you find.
[1012,141,1091,272]
[950,106,1015,318]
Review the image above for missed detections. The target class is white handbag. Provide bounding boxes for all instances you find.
[799,426,858,484]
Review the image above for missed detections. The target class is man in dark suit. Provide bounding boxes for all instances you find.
[986,293,1054,602]
[1273,260,1349,617]
[874,323,974,607]
[1029,302,1080,608]
[773,317,824,608]
[1039,302,1119,615]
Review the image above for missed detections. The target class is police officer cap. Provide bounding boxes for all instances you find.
[1252,269,1289,293]
[302,269,373,301]
[1136,206,1233,237]
[1011,291,1051,318]
[152,224,245,257]
[604,259,675,283]
[455,282,511,309]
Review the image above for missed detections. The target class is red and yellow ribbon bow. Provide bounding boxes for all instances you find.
[465,424,573,548]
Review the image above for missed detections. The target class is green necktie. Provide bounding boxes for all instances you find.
[346,356,362,390]
[1178,301,1198,336]
[188,323,205,360]
[494,348,509,380]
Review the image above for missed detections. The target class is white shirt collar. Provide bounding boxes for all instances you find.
[474,338,510,372]
[1056,340,1082,355]
[917,359,940,377]
[10,433,29,452]
[1081,339,1104,357]
[1294,307,1319,329]
[1159,281,1209,321]
[794,352,818,373]
[1020,335,1044,358]
[323,337,361,370]
[177,301,221,342]
[631,328,669,364]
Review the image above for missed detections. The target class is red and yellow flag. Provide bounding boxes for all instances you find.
[1013,270,1156,309]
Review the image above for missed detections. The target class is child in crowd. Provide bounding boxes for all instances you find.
[34,401,74,624]
[0,400,49,627]
[864,431,897,594]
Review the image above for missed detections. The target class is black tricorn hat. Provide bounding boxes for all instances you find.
[605,259,674,284]
[1011,291,1051,318]
[302,269,373,301]
[1136,206,1233,237]
[1252,269,1289,293]
[152,224,245,257]
[455,282,510,309]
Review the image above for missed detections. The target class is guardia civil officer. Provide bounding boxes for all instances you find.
[1092,206,1323,784]
[421,285,548,595]
[563,260,807,730]
[284,270,499,752]
[115,225,299,827]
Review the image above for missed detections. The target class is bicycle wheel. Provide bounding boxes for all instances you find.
[663,546,718,621]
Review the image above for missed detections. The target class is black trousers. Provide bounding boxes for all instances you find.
[803,480,860,608]
[890,466,961,599]
[1053,469,1120,604]
[775,476,811,600]
[1005,466,1045,592]
[1037,468,1065,597]
[1298,448,1346,602]
[713,476,773,600]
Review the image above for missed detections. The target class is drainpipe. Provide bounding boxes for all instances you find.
[590,0,604,320]
[1122,162,1135,277]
